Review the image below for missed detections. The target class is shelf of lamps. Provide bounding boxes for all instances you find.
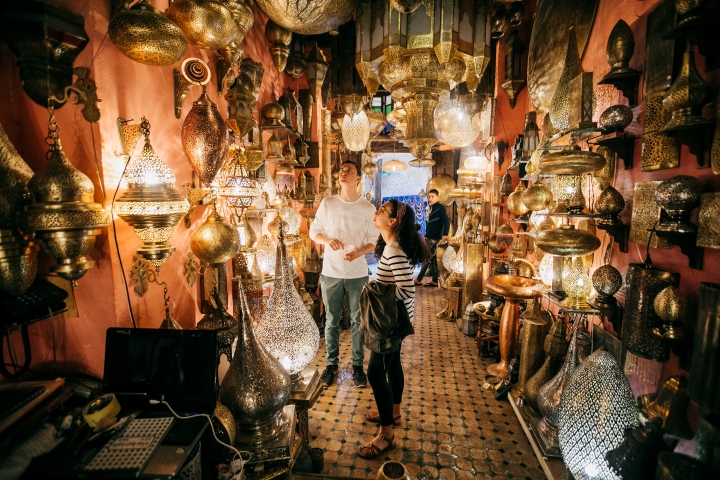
[548,127,604,147]
[507,392,568,480]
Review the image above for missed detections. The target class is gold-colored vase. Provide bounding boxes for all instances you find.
[190,206,240,266]
[182,89,229,187]
[108,0,187,66]
[24,140,110,285]
[167,0,239,50]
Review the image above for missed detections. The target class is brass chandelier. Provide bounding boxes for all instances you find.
[356,0,492,158]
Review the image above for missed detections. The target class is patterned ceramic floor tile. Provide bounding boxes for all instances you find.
[308,287,545,479]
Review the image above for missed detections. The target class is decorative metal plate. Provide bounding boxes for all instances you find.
[527,0,599,115]
[697,193,720,249]
[629,181,672,249]
[641,93,679,171]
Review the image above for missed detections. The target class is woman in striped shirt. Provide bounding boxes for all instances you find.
[359,200,428,459]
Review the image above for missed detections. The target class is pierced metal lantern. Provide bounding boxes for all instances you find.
[217,145,261,222]
[166,0,240,50]
[197,286,237,363]
[559,350,639,480]
[256,222,320,377]
[190,204,240,266]
[25,119,110,285]
[114,118,189,271]
[305,44,329,103]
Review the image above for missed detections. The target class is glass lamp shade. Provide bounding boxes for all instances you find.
[342,111,371,152]
[434,100,481,148]
[255,234,276,276]
[558,350,639,480]
[266,132,283,160]
[278,206,301,235]
[539,254,554,286]
[255,225,320,376]
[563,257,592,307]
[217,150,261,221]
[382,158,408,175]
[553,174,587,213]
[275,161,296,194]
[114,138,189,270]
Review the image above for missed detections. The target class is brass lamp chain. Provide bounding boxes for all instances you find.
[139,116,151,140]
[45,102,61,158]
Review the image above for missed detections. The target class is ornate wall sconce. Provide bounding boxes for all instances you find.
[265,19,292,72]
[598,19,642,106]
[661,45,713,168]
[501,31,526,109]
[0,2,102,123]
[225,57,264,139]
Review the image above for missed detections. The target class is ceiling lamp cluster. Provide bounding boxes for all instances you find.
[356,0,492,158]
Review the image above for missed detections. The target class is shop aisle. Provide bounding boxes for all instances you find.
[307,286,545,479]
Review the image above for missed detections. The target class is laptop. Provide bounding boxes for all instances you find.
[93,328,220,478]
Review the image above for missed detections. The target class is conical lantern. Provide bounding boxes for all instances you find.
[532,326,582,455]
[197,286,238,362]
[662,45,711,133]
[108,0,187,66]
[115,118,189,271]
[306,44,328,103]
[182,86,229,187]
[219,279,291,445]
[167,0,239,50]
[190,204,240,266]
[548,26,583,131]
[24,118,110,285]
[265,20,292,72]
[256,222,320,377]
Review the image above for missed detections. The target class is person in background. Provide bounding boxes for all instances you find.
[358,199,427,458]
[415,189,449,287]
[309,160,379,388]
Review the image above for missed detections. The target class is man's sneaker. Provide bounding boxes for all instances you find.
[321,365,338,386]
[353,366,367,387]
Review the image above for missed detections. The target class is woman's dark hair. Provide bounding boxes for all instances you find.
[375,199,429,265]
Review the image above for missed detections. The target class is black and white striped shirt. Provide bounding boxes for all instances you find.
[376,241,416,323]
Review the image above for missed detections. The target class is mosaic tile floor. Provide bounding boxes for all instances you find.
[307,286,545,479]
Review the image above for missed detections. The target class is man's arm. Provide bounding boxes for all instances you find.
[440,205,450,241]
[343,242,375,261]
[309,200,344,251]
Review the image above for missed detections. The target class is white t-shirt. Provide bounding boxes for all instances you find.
[309,195,379,279]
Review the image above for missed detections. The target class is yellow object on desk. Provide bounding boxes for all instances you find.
[82,393,121,428]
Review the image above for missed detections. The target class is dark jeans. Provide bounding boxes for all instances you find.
[367,345,404,427]
[417,238,440,282]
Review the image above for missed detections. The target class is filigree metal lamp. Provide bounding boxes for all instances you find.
[256,221,320,378]
[114,117,190,271]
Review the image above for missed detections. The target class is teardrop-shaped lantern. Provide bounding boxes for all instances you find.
[182,86,229,187]
[219,279,291,445]
[167,0,239,50]
[255,222,320,377]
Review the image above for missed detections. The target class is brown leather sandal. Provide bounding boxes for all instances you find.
[357,433,396,459]
[365,411,401,425]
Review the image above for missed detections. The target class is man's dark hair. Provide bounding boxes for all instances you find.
[341,160,361,176]
[428,189,439,196]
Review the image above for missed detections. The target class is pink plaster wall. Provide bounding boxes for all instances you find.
[0,0,285,379]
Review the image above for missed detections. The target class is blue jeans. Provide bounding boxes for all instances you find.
[321,275,368,366]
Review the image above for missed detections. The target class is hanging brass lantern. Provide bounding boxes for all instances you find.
[24,114,110,285]
[181,59,229,187]
[507,182,530,215]
[114,118,190,271]
[216,0,254,95]
[262,102,287,129]
[284,36,307,80]
[265,20,292,72]
[255,0,358,35]
[0,229,39,296]
[306,44,329,103]
[225,57,264,138]
[217,145,261,222]
[167,0,240,50]
[190,204,240,266]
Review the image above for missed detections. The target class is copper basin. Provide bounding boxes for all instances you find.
[486,274,544,299]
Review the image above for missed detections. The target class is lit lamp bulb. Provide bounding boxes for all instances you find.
[115,117,190,271]
[563,257,592,308]
[434,99,481,148]
[255,235,276,276]
[342,110,371,152]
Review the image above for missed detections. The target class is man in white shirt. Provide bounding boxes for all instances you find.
[309,161,378,387]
